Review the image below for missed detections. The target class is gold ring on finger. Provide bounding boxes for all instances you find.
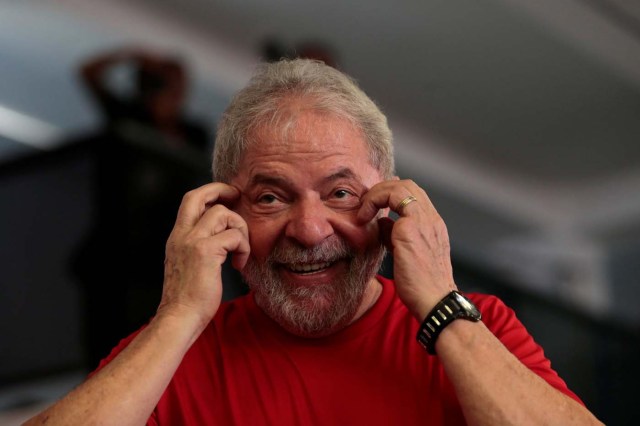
[396,195,417,214]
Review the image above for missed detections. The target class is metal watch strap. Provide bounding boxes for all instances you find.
[416,291,482,355]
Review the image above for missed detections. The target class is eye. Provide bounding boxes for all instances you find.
[257,193,278,204]
[326,188,360,211]
[334,189,351,199]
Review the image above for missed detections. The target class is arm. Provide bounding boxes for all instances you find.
[79,48,176,111]
[79,48,137,104]
[437,319,595,425]
[359,179,603,426]
[24,183,250,426]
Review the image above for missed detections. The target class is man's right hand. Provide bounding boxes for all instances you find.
[157,183,250,333]
[23,184,250,426]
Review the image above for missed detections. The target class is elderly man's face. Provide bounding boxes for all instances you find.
[231,109,386,337]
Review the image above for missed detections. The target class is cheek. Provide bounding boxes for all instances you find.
[246,218,285,261]
[334,214,381,252]
[233,198,279,261]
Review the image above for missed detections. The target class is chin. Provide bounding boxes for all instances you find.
[241,238,386,337]
[254,281,363,338]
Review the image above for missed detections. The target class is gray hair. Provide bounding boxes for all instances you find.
[212,59,394,182]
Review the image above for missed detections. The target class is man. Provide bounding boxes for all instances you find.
[75,47,211,368]
[27,59,602,425]
[79,47,208,148]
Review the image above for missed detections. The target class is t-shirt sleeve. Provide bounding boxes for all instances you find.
[469,293,584,405]
[89,328,144,375]
[88,326,159,425]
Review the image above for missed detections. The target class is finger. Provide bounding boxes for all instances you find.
[192,205,249,241]
[175,183,241,231]
[211,228,251,271]
[358,180,424,223]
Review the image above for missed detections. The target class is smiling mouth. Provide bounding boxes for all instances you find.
[283,261,333,275]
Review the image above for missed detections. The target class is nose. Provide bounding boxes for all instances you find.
[285,198,335,248]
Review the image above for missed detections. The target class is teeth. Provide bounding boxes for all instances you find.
[288,262,332,273]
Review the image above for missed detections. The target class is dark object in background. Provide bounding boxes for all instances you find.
[73,48,214,369]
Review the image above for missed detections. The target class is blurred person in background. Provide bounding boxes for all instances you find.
[80,47,208,148]
[73,47,211,369]
[27,59,602,425]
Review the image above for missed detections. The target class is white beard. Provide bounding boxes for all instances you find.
[242,236,385,337]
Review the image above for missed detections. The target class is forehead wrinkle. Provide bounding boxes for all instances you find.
[248,145,354,165]
[322,167,359,184]
[251,107,361,152]
[247,166,365,193]
[238,109,379,187]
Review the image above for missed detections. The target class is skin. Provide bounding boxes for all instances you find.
[230,109,386,333]
[24,107,603,426]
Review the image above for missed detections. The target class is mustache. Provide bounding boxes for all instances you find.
[267,236,354,265]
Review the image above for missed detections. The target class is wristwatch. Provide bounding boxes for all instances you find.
[416,291,482,355]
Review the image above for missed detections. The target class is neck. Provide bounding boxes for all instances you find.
[349,277,383,325]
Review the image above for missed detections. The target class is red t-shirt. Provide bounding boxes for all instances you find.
[97,276,581,425]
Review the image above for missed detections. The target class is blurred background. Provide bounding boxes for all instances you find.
[1,0,638,424]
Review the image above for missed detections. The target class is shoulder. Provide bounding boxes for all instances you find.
[466,292,508,311]
[464,293,556,379]
[466,293,514,324]
[465,292,584,403]
[464,292,531,347]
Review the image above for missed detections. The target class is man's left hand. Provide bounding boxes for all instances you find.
[358,179,457,321]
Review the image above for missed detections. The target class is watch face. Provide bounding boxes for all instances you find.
[454,292,482,319]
